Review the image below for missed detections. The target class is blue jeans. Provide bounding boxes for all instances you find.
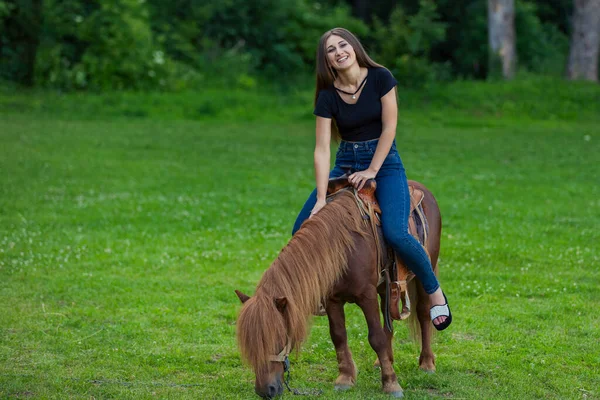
[292,139,440,295]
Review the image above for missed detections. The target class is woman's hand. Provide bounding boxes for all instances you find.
[310,199,327,218]
[349,168,377,191]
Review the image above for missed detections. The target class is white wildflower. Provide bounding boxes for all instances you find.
[153,51,165,65]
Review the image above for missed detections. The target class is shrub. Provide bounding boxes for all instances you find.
[515,1,569,76]
[35,0,175,90]
[371,0,450,87]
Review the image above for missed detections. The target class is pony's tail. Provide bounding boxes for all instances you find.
[407,278,422,344]
[407,256,439,344]
[407,283,440,344]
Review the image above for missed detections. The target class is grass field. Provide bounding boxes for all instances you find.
[1,78,599,399]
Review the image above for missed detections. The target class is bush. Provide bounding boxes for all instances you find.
[0,0,579,90]
[191,0,367,81]
[0,0,44,85]
[432,0,488,79]
[371,0,450,87]
[515,1,570,76]
[426,0,570,79]
[107,0,366,88]
[35,0,176,90]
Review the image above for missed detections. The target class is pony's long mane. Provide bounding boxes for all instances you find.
[237,191,368,373]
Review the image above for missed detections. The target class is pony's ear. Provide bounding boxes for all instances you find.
[274,297,287,314]
[235,290,251,303]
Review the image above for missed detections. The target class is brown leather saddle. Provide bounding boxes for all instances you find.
[327,174,429,323]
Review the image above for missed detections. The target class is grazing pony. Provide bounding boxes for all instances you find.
[236,182,441,398]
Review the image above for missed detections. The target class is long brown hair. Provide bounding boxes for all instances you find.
[314,27,383,141]
[236,191,368,375]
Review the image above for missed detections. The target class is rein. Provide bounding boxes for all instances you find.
[269,339,323,396]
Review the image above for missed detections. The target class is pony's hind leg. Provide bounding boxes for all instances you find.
[326,300,358,390]
[416,280,436,372]
[357,293,403,397]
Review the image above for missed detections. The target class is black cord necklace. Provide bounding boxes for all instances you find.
[334,75,367,99]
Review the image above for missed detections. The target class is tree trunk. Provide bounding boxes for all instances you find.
[23,0,43,86]
[566,0,600,82]
[488,0,516,79]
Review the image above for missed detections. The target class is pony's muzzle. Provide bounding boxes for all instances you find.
[256,379,283,399]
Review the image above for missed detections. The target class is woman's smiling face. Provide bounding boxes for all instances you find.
[325,34,356,71]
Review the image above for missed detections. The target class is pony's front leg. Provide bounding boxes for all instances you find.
[357,292,403,397]
[373,292,394,368]
[326,300,357,391]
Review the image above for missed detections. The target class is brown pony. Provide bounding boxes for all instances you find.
[235,181,441,398]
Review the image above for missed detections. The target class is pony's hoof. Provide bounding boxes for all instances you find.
[334,375,355,391]
[384,383,403,397]
[420,367,436,374]
[418,356,436,373]
[334,384,352,391]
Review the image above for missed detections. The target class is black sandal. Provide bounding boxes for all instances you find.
[430,292,452,331]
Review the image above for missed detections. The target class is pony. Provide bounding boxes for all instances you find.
[235,181,441,398]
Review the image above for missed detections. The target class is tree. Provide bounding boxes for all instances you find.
[488,0,517,79]
[566,0,600,81]
[0,0,43,86]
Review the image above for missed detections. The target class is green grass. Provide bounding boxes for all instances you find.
[1,78,599,399]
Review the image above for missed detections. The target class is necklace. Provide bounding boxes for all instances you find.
[334,75,367,99]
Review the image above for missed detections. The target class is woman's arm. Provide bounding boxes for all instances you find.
[348,88,398,190]
[311,116,332,217]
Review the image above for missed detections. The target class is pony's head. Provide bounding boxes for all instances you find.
[235,289,290,398]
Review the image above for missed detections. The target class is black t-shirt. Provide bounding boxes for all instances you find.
[313,67,398,142]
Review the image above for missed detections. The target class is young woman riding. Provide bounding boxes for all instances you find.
[292,27,452,331]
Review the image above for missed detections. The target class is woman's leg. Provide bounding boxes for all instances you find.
[375,169,440,294]
[375,168,450,327]
[292,165,346,235]
[292,189,318,235]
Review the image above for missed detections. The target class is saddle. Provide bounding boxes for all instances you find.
[327,174,429,324]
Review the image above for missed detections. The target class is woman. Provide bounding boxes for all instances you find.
[292,27,452,330]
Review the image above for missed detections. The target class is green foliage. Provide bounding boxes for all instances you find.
[515,1,570,76]
[429,0,570,79]
[0,1,14,67]
[278,1,368,76]
[0,0,43,85]
[146,0,212,65]
[432,0,488,78]
[152,0,366,83]
[0,0,12,21]
[528,0,572,34]
[371,0,450,87]
[35,0,178,90]
[26,0,367,90]
[0,0,587,89]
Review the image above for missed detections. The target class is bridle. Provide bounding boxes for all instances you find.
[267,337,323,397]
[269,337,292,377]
